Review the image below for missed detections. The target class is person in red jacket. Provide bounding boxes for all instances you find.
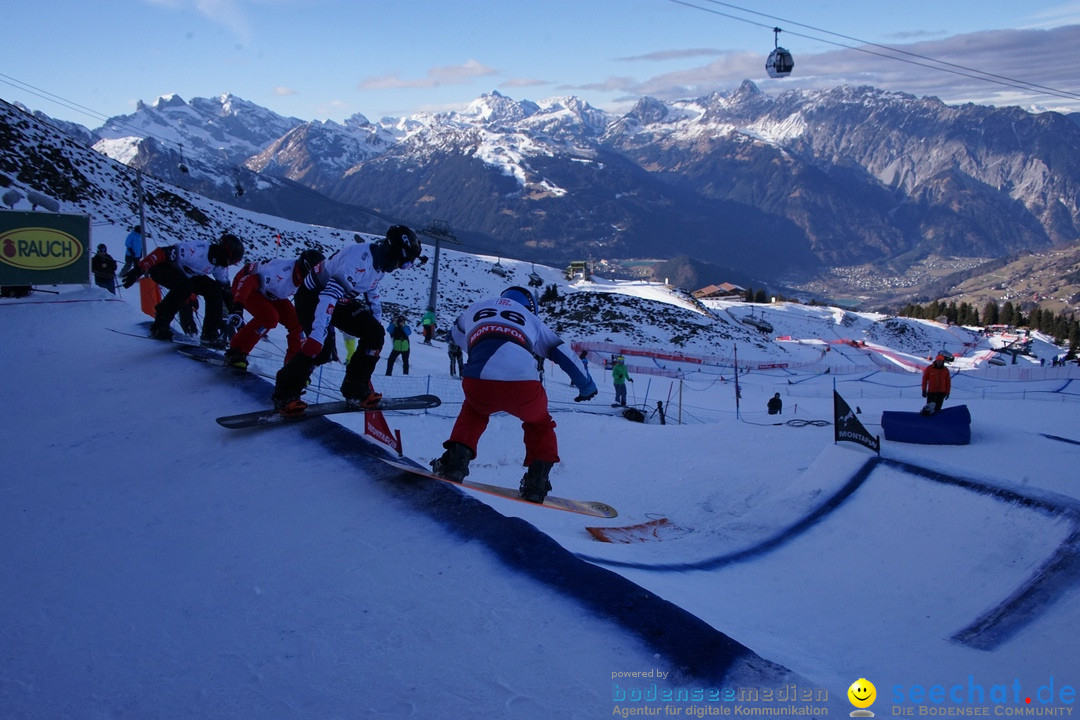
[921,354,952,414]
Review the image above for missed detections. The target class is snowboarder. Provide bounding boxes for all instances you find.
[612,354,632,407]
[90,244,117,294]
[121,232,245,347]
[921,354,952,415]
[223,248,325,371]
[270,225,422,415]
[429,286,598,503]
[385,315,411,375]
[767,392,783,415]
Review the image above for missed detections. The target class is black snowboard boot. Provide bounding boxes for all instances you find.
[519,461,554,503]
[223,348,248,371]
[430,442,473,483]
[148,321,174,341]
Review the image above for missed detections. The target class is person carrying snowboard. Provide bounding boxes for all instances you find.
[921,354,951,414]
[122,232,245,347]
[429,286,598,503]
[270,225,422,415]
[223,248,325,371]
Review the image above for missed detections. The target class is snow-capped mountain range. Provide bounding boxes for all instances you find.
[5,81,1080,311]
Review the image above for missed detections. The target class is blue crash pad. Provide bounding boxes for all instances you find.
[881,404,971,445]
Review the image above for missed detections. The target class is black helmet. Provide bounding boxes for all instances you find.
[211,232,245,267]
[381,225,421,271]
[293,248,325,284]
[500,286,537,314]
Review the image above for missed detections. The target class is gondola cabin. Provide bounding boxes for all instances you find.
[766,27,794,78]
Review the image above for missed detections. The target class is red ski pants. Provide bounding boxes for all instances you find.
[230,274,302,360]
[450,378,559,466]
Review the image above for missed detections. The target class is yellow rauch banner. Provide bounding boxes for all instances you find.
[0,210,90,286]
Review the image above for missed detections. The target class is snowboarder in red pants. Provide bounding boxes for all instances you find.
[430,286,597,503]
[224,249,324,371]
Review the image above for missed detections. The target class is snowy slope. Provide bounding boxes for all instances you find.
[2,266,1079,717]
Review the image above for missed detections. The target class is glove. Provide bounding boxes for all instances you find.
[574,380,598,402]
[299,336,323,358]
[121,266,142,288]
[921,390,927,398]
[629,378,634,382]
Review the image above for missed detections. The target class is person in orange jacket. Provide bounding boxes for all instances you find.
[921,354,952,414]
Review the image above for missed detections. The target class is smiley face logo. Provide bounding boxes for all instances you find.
[848,678,877,709]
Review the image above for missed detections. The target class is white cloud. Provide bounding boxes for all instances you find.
[359,59,497,91]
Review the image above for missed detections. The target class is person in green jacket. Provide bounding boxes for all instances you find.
[421,308,436,345]
[385,315,411,375]
[612,354,632,407]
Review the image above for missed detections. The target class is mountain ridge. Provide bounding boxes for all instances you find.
[4,81,1080,313]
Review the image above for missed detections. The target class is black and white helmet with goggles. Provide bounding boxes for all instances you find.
[210,232,245,267]
[292,248,325,285]
[380,225,422,271]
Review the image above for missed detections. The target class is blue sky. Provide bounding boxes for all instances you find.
[3,0,1080,127]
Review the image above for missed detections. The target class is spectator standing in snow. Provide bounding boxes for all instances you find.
[921,354,952,414]
[421,308,437,345]
[447,336,464,377]
[385,315,411,375]
[91,244,117,294]
[121,225,144,277]
[612,354,632,407]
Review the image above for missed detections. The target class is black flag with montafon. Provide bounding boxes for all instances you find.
[833,390,880,454]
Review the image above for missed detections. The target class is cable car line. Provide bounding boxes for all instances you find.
[666,0,1080,103]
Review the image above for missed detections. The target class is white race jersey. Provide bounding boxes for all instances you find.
[452,295,591,388]
[303,243,384,345]
[248,257,300,301]
[173,241,230,284]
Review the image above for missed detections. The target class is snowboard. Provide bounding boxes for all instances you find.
[380,456,618,518]
[216,394,441,429]
[177,345,236,367]
[107,322,201,347]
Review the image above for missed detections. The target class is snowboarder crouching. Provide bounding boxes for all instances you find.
[429,286,598,503]
[224,248,324,371]
[122,232,245,347]
[270,226,422,415]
